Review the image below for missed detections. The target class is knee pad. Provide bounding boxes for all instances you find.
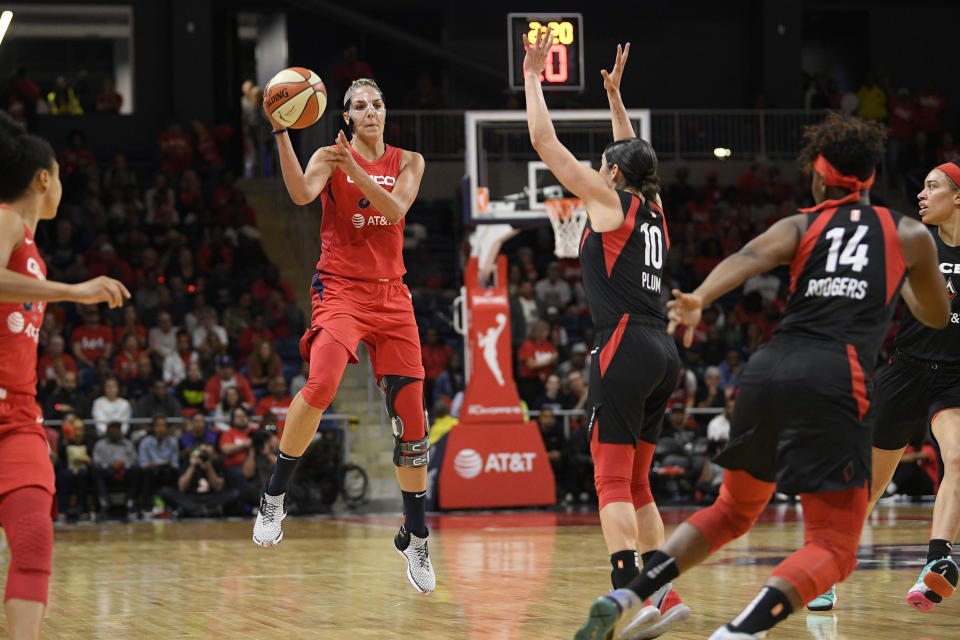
[595,472,633,509]
[591,431,637,509]
[380,375,429,467]
[631,441,656,509]
[301,336,351,409]
[686,470,774,552]
[8,511,53,575]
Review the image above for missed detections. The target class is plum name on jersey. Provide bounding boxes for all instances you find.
[642,272,661,294]
[345,174,396,187]
[804,276,868,300]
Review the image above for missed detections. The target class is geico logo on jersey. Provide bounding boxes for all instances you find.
[346,174,396,187]
[940,263,960,274]
[453,448,537,479]
[351,214,390,228]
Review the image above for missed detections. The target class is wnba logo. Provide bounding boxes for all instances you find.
[351,213,365,228]
[453,448,483,479]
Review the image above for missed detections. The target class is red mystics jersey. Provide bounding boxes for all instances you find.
[316,145,406,281]
[776,204,906,368]
[0,222,46,396]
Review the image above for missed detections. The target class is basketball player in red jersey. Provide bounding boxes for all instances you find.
[0,111,129,640]
[253,79,435,593]
[525,32,690,639]
[576,113,949,640]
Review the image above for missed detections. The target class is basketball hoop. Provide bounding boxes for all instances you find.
[545,198,588,258]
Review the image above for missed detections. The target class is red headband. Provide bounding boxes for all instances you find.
[937,162,960,188]
[800,154,876,212]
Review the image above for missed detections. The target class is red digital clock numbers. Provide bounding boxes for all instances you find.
[508,13,584,92]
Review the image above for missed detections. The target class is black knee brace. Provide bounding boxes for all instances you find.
[380,375,430,467]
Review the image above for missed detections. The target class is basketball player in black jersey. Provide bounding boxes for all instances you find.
[525,32,689,639]
[574,113,950,640]
[809,159,960,613]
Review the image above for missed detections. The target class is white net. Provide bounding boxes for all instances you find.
[545,198,588,258]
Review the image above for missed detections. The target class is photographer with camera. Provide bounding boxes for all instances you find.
[240,414,279,509]
[159,443,239,518]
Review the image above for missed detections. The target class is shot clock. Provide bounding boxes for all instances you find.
[507,12,584,91]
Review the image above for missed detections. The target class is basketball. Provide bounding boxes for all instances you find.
[264,66,327,129]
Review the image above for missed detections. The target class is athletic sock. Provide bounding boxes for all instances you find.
[610,549,640,589]
[401,490,428,538]
[265,450,300,496]
[641,551,657,565]
[626,550,679,601]
[928,539,953,564]
[727,586,793,635]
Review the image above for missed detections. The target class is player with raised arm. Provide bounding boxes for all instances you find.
[525,32,690,639]
[808,159,960,613]
[574,113,949,640]
[252,79,435,593]
[0,111,129,640]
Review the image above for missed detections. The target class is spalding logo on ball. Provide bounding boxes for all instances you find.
[264,66,327,129]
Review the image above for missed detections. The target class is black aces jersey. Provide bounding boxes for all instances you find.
[579,191,669,327]
[776,204,907,366]
[895,227,960,363]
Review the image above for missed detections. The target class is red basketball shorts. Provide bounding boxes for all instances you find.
[299,273,425,380]
[0,394,56,497]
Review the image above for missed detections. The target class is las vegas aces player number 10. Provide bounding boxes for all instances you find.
[507,12,584,92]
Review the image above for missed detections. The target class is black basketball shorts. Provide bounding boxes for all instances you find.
[715,335,871,494]
[871,354,960,450]
[586,317,680,447]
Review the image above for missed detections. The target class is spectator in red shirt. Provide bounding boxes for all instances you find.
[204,356,255,412]
[219,190,259,229]
[71,305,114,369]
[516,320,558,407]
[255,376,292,433]
[114,305,146,348]
[421,328,452,403]
[264,289,302,339]
[238,313,274,361]
[251,263,295,305]
[192,120,223,174]
[87,243,134,288]
[95,78,123,113]
[914,80,946,134]
[158,122,193,173]
[114,333,142,382]
[196,226,233,275]
[219,405,257,470]
[37,334,78,387]
[211,171,239,211]
[58,130,97,177]
[333,44,374,95]
[890,438,941,496]
[246,339,283,396]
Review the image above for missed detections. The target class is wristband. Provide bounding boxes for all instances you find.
[271,128,288,135]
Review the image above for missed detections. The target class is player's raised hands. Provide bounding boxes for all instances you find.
[71,276,131,309]
[666,289,704,348]
[601,43,631,93]
[319,130,362,179]
[522,26,555,77]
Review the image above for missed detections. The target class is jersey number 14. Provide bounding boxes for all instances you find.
[824,225,870,273]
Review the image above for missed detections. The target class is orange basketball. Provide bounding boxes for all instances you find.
[264,66,327,129]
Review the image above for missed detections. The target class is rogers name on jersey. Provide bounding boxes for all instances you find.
[346,174,396,187]
[804,276,868,300]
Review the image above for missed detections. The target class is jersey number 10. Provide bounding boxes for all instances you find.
[825,225,870,273]
[639,222,663,270]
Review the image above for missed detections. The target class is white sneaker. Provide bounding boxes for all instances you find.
[252,492,286,547]
[707,625,765,640]
[394,525,435,594]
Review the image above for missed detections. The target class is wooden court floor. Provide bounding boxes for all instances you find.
[1,504,957,639]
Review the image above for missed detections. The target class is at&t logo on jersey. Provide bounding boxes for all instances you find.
[351,213,390,228]
[6,311,40,343]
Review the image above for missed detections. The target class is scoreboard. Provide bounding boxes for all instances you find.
[507,13,584,91]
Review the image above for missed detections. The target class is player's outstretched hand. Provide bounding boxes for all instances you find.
[601,43,630,93]
[71,276,131,309]
[666,289,704,348]
[522,26,555,77]
[261,93,284,132]
[319,131,361,179]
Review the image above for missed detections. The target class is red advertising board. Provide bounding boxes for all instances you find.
[438,422,556,509]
